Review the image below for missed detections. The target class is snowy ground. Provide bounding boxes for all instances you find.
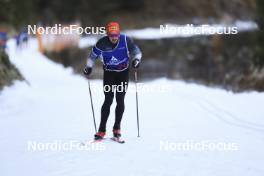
[0,38,264,176]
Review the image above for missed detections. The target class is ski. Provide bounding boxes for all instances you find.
[80,138,105,146]
[110,137,125,144]
[80,137,125,145]
[91,138,106,143]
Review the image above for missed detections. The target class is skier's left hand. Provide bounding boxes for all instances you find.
[132,59,140,69]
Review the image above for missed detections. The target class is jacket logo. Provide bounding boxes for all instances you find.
[107,56,127,66]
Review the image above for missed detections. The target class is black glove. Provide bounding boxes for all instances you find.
[83,67,92,76]
[132,59,140,69]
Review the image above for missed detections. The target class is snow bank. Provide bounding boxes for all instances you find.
[125,20,258,39]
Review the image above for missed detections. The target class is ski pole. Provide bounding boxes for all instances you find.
[88,78,97,133]
[134,70,140,137]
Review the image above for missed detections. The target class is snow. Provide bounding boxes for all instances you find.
[79,21,258,48]
[78,35,98,48]
[125,20,258,39]
[234,20,258,32]
[1,38,264,176]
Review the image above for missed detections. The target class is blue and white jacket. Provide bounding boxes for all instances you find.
[86,34,142,72]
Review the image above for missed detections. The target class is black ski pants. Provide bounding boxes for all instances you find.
[98,69,129,132]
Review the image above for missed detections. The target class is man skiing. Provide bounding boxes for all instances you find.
[83,22,142,140]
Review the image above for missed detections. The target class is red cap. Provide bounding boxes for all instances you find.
[106,22,120,36]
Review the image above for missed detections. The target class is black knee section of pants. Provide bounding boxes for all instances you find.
[114,92,126,130]
[99,92,114,132]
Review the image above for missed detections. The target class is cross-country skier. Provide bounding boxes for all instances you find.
[16,29,28,50]
[0,31,7,50]
[83,22,142,140]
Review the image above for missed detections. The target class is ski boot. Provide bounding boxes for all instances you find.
[94,131,105,140]
[113,129,121,138]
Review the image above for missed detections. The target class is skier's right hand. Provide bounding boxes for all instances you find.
[132,59,140,69]
[83,66,92,77]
